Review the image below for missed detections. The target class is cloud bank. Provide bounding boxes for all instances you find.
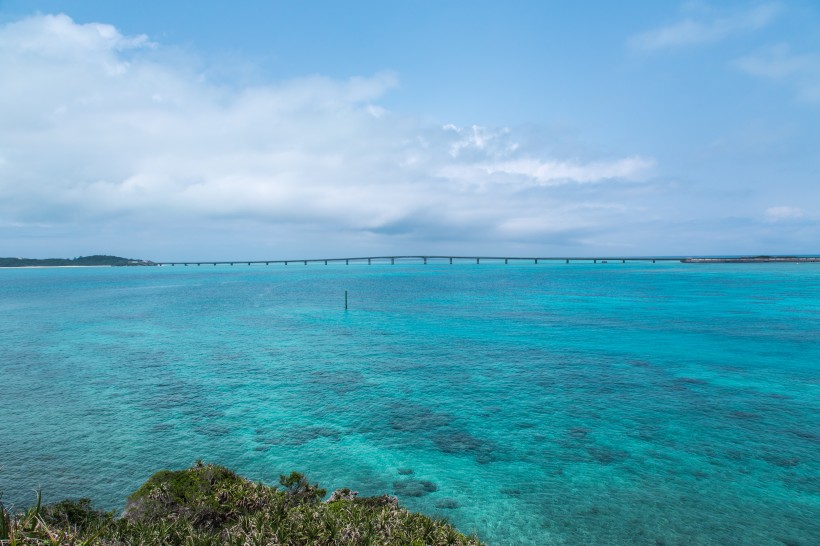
[0,14,661,258]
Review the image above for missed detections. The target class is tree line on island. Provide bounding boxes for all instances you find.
[0,255,156,267]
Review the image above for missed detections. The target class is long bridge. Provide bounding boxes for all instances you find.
[153,255,820,266]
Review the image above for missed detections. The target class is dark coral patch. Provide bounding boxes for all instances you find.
[433,430,498,464]
[435,498,461,509]
[393,479,438,497]
[588,447,630,465]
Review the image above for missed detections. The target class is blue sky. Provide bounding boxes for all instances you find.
[0,1,817,260]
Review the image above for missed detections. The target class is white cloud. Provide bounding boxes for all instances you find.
[0,14,657,256]
[736,44,820,103]
[765,206,804,221]
[630,3,780,52]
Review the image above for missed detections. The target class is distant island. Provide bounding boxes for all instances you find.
[680,256,820,263]
[0,255,156,267]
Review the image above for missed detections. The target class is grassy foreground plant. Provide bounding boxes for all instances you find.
[1,462,483,545]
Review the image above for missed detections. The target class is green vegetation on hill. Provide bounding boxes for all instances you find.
[0,462,482,545]
[0,254,155,267]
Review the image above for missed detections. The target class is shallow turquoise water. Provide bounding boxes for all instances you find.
[1,263,818,545]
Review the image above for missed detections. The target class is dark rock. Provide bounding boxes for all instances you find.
[397,468,414,475]
[328,488,358,502]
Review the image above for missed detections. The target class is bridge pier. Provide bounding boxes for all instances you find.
[449,257,453,264]
[594,259,597,263]
[622,259,625,263]
[476,258,480,264]
[368,258,371,265]
[535,258,538,264]
[391,258,394,265]
[324,260,328,265]
[423,257,427,265]
[346,259,349,265]
[505,258,508,264]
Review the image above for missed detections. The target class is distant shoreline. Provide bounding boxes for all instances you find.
[0,255,155,268]
[0,265,115,269]
[3,255,819,268]
[680,257,820,263]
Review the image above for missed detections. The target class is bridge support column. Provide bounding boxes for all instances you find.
[325,260,328,265]
[368,258,371,265]
[391,258,394,265]
[476,258,480,264]
[622,259,625,263]
[505,258,508,264]
[423,257,427,265]
[566,259,569,264]
[449,257,453,264]
[594,259,597,263]
[346,259,349,265]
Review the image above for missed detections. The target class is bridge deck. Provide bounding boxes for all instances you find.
[155,255,693,266]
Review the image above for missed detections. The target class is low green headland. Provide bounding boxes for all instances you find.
[0,255,155,267]
[0,462,482,545]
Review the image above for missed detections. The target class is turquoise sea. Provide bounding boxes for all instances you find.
[0,262,818,545]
